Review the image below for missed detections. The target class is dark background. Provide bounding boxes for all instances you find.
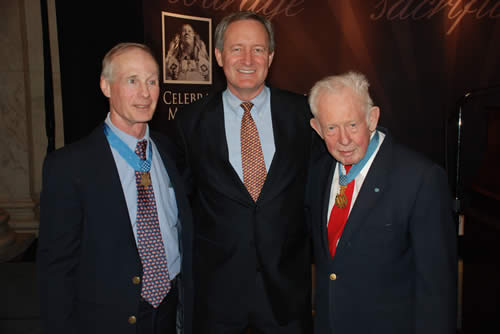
[49,1,500,332]
[55,0,145,144]
[55,1,500,192]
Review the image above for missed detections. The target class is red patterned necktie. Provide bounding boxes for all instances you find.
[240,101,267,202]
[135,140,171,308]
[328,165,355,258]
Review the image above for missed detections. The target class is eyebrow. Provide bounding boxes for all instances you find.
[125,73,159,79]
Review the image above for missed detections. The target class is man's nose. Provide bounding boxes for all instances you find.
[242,50,253,65]
[140,83,151,98]
[338,128,351,145]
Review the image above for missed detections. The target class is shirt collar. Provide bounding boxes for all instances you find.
[105,112,150,151]
[223,86,269,118]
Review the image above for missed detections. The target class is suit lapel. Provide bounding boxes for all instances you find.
[151,132,186,223]
[257,89,299,204]
[151,133,187,255]
[91,125,139,253]
[321,156,336,257]
[335,133,393,256]
[202,95,229,163]
[201,89,305,205]
[201,93,253,205]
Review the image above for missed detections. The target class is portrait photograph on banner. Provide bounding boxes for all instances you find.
[162,12,212,85]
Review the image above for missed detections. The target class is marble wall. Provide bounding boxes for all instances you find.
[0,0,63,234]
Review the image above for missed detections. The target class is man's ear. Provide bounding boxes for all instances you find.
[215,48,223,67]
[368,106,380,132]
[310,118,324,139]
[100,76,111,98]
[267,52,274,68]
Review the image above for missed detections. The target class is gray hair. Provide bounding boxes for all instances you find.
[308,71,374,117]
[214,11,275,53]
[101,42,158,81]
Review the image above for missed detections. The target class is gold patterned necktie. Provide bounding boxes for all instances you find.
[240,101,267,202]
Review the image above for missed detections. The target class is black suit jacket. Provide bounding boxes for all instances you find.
[37,125,193,334]
[174,88,313,329]
[306,129,457,334]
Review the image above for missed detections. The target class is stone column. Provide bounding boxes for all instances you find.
[0,209,16,258]
[0,0,63,235]
[0,208,36,262]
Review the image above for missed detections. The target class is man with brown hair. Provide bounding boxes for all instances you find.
[174,11,313,334]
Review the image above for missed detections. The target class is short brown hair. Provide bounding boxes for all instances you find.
[214,11,275,53]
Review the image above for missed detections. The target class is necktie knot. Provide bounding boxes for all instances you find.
[135,140,148,160]
[240,101,254,114]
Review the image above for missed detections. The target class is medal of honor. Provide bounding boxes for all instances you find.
[333,131,380,211]
[335,185,348,209]
[140,172,152,187]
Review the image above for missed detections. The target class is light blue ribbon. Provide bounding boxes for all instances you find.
[103,124,152,172]
[339,131,379,186]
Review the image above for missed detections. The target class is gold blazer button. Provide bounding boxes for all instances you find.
[128,315,137,324]
[329,273,337,281]
[132,276,141,285]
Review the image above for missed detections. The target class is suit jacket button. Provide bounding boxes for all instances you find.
[128,315,137,324]
[132,276,141,285]
[329,273,337,281]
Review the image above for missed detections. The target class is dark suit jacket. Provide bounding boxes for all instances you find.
[174,88,313,330]
[305,129,457,334]
[37,125,193,334]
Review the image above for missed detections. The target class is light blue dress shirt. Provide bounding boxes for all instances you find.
[223,86,275,180]
[105,114,180,279]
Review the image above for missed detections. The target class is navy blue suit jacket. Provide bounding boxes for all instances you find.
[174,88,313,330]
[37,125,193,334]
[306,129,457,334]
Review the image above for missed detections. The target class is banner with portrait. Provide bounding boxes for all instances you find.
[143,0,500,168]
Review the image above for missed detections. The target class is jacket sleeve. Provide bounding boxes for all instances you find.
[37,152,81,334]
[410,164,458,334]
[171,106,196,198]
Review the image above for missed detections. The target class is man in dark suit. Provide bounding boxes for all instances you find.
[37,43,193,334]
[306,71,457,334]
[174,11,312,334]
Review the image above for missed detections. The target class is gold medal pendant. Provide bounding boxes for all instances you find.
[140,172,152,187]
[335,185,348,209]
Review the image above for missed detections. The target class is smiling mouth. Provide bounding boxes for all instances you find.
[134,104,150,109]
[238,69,255,74]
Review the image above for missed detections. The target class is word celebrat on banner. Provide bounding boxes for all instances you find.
[163,91,207,106]
[162,90,208,120]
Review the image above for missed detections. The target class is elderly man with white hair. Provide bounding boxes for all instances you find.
[306,71,457,334]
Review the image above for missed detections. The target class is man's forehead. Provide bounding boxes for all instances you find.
[225,20,268,38]
[112,63,159,80]
[113,49,158,69]
[123,71,159,78]
[318,92,365,119]
[321,88,362,106]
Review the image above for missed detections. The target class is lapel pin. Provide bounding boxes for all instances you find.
[374,187,380,193]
